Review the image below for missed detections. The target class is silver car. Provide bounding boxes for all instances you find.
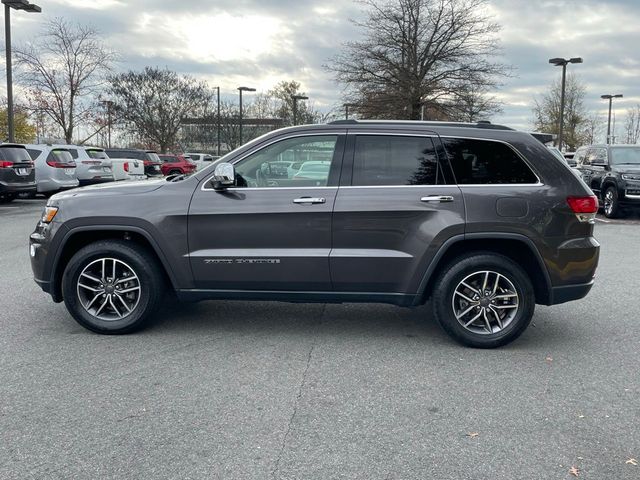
[25,145,79,196]
[65,146,114,186]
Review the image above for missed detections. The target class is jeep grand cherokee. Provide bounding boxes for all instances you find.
[30,121,600,348]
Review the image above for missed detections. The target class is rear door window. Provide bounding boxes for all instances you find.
[352,135,442,186]
[442,138,538,184]
[86,149,108,159]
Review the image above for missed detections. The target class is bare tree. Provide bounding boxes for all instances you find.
[109,67,211,152]
[446,84,502,122]
[327,0,508,120]
[624,105,640,144]
[14,18,116,144]
[532,73,588,151]
[580,113,604,146]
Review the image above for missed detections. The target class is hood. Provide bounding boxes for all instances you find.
[49,178,166,202]
[614,166,640,175]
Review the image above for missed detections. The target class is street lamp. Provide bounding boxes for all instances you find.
[100,100,114,148]
[291,94,308,126]
[343,103,357,120]
[3,0,42,142]
[237,86,256,146]
[549,57,583,151]
[214,86,221,156]
[601,94,623,144]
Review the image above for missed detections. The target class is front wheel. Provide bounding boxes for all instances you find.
[432,253,535,348]
[603,186,622,218]
[62,240,165,334]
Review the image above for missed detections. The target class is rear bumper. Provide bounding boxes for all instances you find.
[549,280,594,305]
[78,176,114,186]
[0,181,36,194]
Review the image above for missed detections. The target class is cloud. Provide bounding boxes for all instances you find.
[2,0,638,135]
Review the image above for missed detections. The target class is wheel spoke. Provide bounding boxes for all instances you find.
[85,293,102,310]
[118,286,141,294]
[460,281,480,295]
[491,273,500,295]
[114,293,132,313]
[454,290,475,303]
[456,303,478,320]
[116,275,138,285]
[482,309,492,333]
[108,296,122,318]
[493,303,518,310]
[95,297,109,316]
[78,283,102,292]
[80,272,101,284]
[482,271,489,291]
[489,306,503,329]
[464,310,483,327]
[112,259,116,281]
[494,293,517,299]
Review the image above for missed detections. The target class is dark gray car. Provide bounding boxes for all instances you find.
[30,121,600,348]
[0,144,36,202]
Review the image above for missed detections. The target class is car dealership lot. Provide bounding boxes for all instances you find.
[1,199,639,479]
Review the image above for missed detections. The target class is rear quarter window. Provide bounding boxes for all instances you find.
[442,138,538,184]
[26,149,43,161]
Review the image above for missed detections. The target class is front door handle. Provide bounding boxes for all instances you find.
[421,195,454,203]
[293,197,326,204]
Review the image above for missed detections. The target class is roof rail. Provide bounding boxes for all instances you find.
[326,119,513,130]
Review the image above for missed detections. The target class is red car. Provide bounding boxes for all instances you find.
[158,154,197,176]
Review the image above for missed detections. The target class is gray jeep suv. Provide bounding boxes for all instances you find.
[30,121,600,348]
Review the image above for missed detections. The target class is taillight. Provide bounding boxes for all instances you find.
[123,162,129,172]
[567,195,598,223]
[0,161,13,168]
[46,160,76,168]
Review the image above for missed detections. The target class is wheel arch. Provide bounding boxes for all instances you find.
[50,226,178,303]
[416,233,552,306]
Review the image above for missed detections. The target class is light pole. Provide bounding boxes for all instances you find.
[100,100,113,148]
[2,0,41,142]
[601,94,623,144]
[237,86,255,146]
[291,94,308,126]
[549,57,583,151]
[215,86,221,156]
[343,103,357,120]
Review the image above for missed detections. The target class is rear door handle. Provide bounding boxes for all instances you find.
[293,197,326,204]
[420,195,454,203]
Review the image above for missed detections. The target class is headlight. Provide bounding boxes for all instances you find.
[41,206,58,223]
[622,174,640,181]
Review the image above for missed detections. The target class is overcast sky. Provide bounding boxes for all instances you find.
[6,0,640,134]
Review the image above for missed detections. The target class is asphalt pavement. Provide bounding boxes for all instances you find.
[1,198,639,479]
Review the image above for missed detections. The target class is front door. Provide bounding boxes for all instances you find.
[330,133,465,295]
[188,133,344,291]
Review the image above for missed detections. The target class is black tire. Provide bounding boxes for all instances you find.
[0,193,15,203]
[432,252,535,348]
[62,240,165,334]
[168,169,182,176]
[603,186,622,218]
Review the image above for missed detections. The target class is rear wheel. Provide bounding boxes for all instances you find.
[603,186,622,218]
[168,169,182,176]
[62,240,165,334]
[432,252,535,348]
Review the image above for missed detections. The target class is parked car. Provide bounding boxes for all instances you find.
[292,161,331,182]
[65,146,114,186]
[104,148,163,177]
[0,143,36,203]
[30,120,599,348]
[25,144,79,196]
[158,154,197,176]
[564,151,578,167]
[108,156,146,181]
[575,144,640,218]
[186,152,218,170]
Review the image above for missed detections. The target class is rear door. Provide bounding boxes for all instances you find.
[330,132,465,295]
[188,133,345,291]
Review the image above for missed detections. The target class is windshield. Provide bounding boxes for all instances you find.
[87,149,108,159]
[146,152,161,163]
[610,147,640,165]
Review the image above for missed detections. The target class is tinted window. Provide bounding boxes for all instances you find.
[235,135,338,188]
[67,148,79,159]
[86,149,108,159]
[610,147,640,165]
[47,149,74,165]
[352,135,440,186]
[442,138,537,184]
[0,146,32,162]
[592,148,607,164]
[159,155,177,163]
[106,149,144,160]
[146,152,161,163]
[27,149,42,160]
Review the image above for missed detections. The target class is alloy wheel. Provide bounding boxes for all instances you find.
[76,258,142,321]
[604,190,614,216]
[451,270,519,335]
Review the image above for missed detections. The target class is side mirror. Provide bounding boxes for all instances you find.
[211,162,235,190]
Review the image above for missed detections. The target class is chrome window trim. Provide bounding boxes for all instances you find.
[201,132,346,191]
